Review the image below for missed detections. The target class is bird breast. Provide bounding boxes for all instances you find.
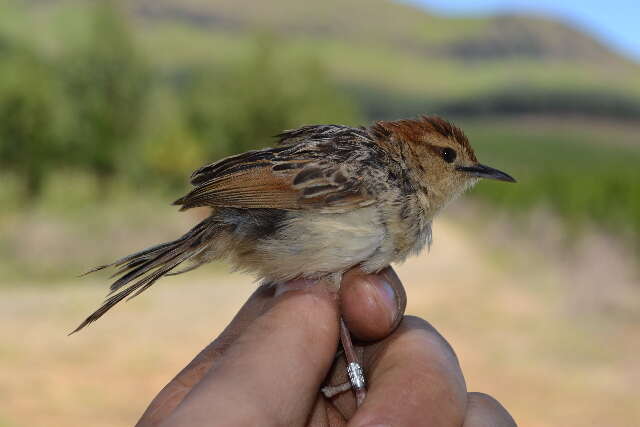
[228,202,430,283]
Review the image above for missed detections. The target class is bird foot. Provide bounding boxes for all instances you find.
[321,381,353,398]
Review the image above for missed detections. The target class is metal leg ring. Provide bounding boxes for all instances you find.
[347,362,365,389]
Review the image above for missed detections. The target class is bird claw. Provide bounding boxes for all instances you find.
[321,381,353,398]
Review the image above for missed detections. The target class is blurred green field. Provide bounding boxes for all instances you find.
[1,117,638,283]
[465,118,640,244]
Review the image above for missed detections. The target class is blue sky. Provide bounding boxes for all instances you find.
[404,0,640,61]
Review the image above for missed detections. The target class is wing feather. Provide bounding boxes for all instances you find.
[173,126,377,212]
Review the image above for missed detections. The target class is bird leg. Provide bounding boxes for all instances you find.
[321,317,366,406]
[320,273,366,405]
[340,317,367,406]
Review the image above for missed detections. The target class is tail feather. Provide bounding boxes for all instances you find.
[71,218,218,335]
[164,260,208,276]
[78,240,179,278]
[106,242,189,295]
[125,245,209,301]
[109,258,148,279]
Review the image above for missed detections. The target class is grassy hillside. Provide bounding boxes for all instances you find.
[130,0,629,64]
[14,0,640,119]
[124,0,640,118]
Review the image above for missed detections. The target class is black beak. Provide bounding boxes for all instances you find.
[456,164,516,183]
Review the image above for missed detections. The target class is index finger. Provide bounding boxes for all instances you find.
[158,279,341,426]
[347,316,468,427]
[137,284,277,426]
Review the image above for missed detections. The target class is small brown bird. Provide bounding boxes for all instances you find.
[73,116,515,403]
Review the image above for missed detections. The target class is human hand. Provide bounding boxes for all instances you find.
[136,267,516,426]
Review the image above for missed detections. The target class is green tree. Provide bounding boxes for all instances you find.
[135,88,205,190]
[182,38,361,161]
[62,0,150,192]
[0,47,67,201]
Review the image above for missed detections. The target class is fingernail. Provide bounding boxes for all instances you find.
[374,277,398,327]
[274,278,316,297]
[380,267,405,325]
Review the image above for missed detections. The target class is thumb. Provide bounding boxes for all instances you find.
[340,267,406,342]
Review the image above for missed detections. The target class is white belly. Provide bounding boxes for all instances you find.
[252,207,387,281]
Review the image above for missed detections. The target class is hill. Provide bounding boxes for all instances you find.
[133,0,629,65]
[17,0,640,119]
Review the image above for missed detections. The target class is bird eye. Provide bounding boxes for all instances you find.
[441,148,457,163]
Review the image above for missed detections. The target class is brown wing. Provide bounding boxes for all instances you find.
[275,124,366,146]
[173,126,377,212]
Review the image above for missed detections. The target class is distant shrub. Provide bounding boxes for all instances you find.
[60,0,151,192]
[467,124,640,245]
[135,89,206,189]
[0,47,68,201]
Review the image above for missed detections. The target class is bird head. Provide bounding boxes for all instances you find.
[371,116,515,213]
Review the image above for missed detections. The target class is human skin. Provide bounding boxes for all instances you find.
[136,267,516,427]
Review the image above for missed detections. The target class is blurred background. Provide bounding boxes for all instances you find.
[0,0,638,426]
